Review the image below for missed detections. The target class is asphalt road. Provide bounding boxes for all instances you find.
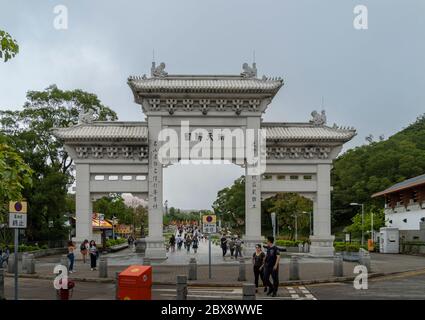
[3,269,425,300]
[307,269,425,300]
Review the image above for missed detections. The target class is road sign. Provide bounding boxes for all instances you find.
[9,213,27,229]
[9,201,27,229]
[9,201,27,213]
[202,214,217,234]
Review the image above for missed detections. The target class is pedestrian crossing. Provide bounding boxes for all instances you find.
[153,286,317,300]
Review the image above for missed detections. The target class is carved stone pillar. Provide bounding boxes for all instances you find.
[309,164,335,256]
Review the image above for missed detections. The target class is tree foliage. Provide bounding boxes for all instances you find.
[212,176,245,232]
[0,85,118,242]
[267,193,312,240]
[332,114,425,227]
[0,30,19,62]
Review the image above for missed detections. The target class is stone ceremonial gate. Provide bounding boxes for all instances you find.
[53,62,356,259]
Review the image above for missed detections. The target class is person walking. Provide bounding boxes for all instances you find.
[80,240,88,264]
[220,234,228,257]
[185,235,192,253]
[252,244,266,293]
[263,236,280,297]
[234,236,243,259]
[176,233,182,251]
[228,237,235,258]
[169,234,176,252]
[67,241,76,273]
[192,235,199,254]
[89,240,99,271]
[2,246,9,267]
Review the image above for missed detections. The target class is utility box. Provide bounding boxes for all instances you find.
[118,265,152,300]
[379,227,399,253]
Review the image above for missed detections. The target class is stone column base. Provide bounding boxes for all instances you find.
[144,237,167,260]
[309,235,335,257]
[243,235,264,255]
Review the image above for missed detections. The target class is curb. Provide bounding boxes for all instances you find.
[5,268,425,287]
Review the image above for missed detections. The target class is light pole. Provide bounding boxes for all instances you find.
[350,203,364,247]
[112,215,116,240]
[302,211,312,236]
[270,212,276,240]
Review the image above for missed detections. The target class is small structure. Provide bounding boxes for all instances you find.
[372,173,425,241]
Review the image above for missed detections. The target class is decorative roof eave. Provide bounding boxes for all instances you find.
[372,174,425,198]
[127,77,284,98]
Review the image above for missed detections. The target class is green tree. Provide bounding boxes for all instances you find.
[0,85,118,242]
[268,193,312,240]
[0,30,19,62]
[0,139,33,243]
[345,207,385,241]
[332,114,425,227]
[212,176,246,232]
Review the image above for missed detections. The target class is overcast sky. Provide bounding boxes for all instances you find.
[1,0,424,209]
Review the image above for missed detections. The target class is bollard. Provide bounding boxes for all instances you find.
[289,256,300,281]
[359,251,371,272]
[7,254,15,274]
[303,243,310,253]
[333,253,344,277]
[237,258,246,281]
[60,254,69,270]
[188,257,197,280]
[99,256,108,278]
[115,271,120,300]
[0,268,4,300]
[242,283,256,300]
[22,253,28,272]
[26,254,35,274]
[298,243,304,253]
[143,257,151,266]
[176,275,188,300]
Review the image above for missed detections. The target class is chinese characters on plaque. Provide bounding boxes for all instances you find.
[150,140,160,210]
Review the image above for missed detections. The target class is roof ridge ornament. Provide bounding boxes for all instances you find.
[78,109,96,124]
[151,61,168,78]
[310,110,327,126]
[241,62,257,78]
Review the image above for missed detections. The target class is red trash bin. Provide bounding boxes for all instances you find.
[118,265,152,300]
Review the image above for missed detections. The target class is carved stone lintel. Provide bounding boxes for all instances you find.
[266,146,332,160]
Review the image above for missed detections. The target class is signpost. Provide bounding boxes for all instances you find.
[9,201,27,300]
[202,214,216,279]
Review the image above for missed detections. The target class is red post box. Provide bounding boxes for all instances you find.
[118,265,152,300]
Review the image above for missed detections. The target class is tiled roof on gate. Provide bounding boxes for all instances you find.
[52,122,148,141]
[52,121,356,143]
[127,75,283,94]
[263,123,356,142]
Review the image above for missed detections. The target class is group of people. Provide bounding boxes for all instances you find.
[220,234,244,259]
[251,236,280,297]
[168,225,205,254]
[220,234,280,296]
[0,246,10,268]
[66,240,100,273]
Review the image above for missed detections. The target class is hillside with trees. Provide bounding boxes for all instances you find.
[332,114,425,229]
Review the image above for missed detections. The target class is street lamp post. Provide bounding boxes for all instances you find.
[350,203,365,247]
[294,213,298,241]
[302,211,312,236]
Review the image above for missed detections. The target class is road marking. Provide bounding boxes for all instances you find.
[291,294,300,298]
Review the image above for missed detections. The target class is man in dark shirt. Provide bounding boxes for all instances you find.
[220,234,228,257]
[264,236,280,297]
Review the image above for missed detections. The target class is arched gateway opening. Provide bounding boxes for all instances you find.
[53,62,356,259]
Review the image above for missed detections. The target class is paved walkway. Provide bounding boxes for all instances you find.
[6,240,425,285]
